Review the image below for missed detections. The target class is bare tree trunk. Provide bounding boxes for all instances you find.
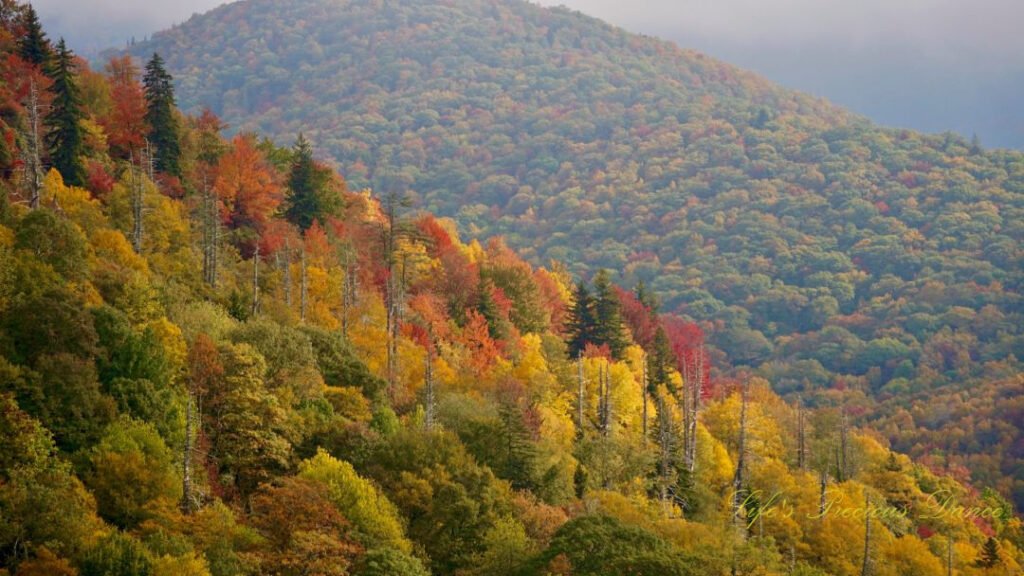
[144,139,155,181]
[596,362,610,437]
[341,249,351,338]
[181,393,194,515]
[641,356,648,442]
[840,407,849,482]
[300,249,308,321]
[819,469,828,518]
[282,239,292,307]
[131,156,144,254]
[250,243,260,318]
[684,354,692,467]
[577,353,585,437]
[382,207,398,398]
[685,347,704,473]
[732,382,748,533]
[946,534,953,576]
[383,246,400,399]
[210,186,219,287]
[424,342,435,431]
[602,361,611,436]
[861,489,872,576]
[200,171,221,287]
[24,78,44,210]
[656,392,673,513]
[797,396,807,471]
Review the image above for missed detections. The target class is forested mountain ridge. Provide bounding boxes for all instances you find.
[125,0,1024,509]
[1,1,1021,574]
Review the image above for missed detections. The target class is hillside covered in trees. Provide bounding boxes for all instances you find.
[1,1,1021,575]
[123,0,1024,510]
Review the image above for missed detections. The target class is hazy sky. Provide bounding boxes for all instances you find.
[31,0,1024,148]
[32,0,228,53]
[538,0,1023,62]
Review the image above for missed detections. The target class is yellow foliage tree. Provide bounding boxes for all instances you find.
[298,449,413,554]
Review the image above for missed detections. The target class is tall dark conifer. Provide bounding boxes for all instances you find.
[16,4,50,67]
[44,39,84,186]
[647,324,674,392]
[284,134,318,230]
[143,52,181,176]
[592,269,628,358]
[567,280,596,357]
[283,133,339,230]
[635,279,657,313]
[476,277,508,341]
[976,537,1000,568]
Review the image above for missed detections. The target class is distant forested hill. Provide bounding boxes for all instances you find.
[127,0,1024,506]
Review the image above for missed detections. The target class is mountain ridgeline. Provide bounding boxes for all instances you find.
[0,1,1022,574]
[127,0,1024,507]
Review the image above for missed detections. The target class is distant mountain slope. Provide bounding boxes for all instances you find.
[128,0,1024,505]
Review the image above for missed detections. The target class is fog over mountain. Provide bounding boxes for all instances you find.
[32,0,1023,149]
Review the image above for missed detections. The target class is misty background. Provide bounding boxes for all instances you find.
[31,0,1024,149]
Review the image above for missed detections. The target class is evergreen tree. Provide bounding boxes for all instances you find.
[283,134,340,230]
[647,324,674,392]
[142,53,181,176]
[496,400,538,491]
[592,269,628,358]
[16,4,50,67]
[566,280,596,357]
[976,537,1000,568]
[44,39,84,187]
[635,279,658,313]
[476,277,509,342]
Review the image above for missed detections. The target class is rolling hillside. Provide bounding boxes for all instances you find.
[125,0,1024,507]
[0,1,1021,573]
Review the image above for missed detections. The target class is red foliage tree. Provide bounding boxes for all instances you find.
[615,286,658,349]
[100,56,148,160]
[663,315,711,396]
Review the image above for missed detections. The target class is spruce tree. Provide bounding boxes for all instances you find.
[592,269,628,358]
[16,4,50,67]
[647,324,674,392]
[285,134,317,229]
[44,39,84,187]
[497,400,538,490]
[477,277,508,341]
[283,134,340,230]
[567,280,596,357]
[143,53,181,176]
[976,537,1000,568]
[635,279,658,313]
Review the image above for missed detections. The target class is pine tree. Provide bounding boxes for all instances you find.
[635,279,658,313]
[16,4,50,67]
[143,53,181,176]
[497,400,538,490]
[283,134,340,231]
[976,537,1000,568]
[592,269,628,358]
[647,324,674,392]
[477,277,508,341]
[566,280,596,357]
[44,39,85,187]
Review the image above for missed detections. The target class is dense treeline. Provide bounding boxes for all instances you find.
[0,2,1021,575]
[125,0,1024,509]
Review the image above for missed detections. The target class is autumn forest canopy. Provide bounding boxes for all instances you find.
[130,0,1023,514]
[0,0,1022,575]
